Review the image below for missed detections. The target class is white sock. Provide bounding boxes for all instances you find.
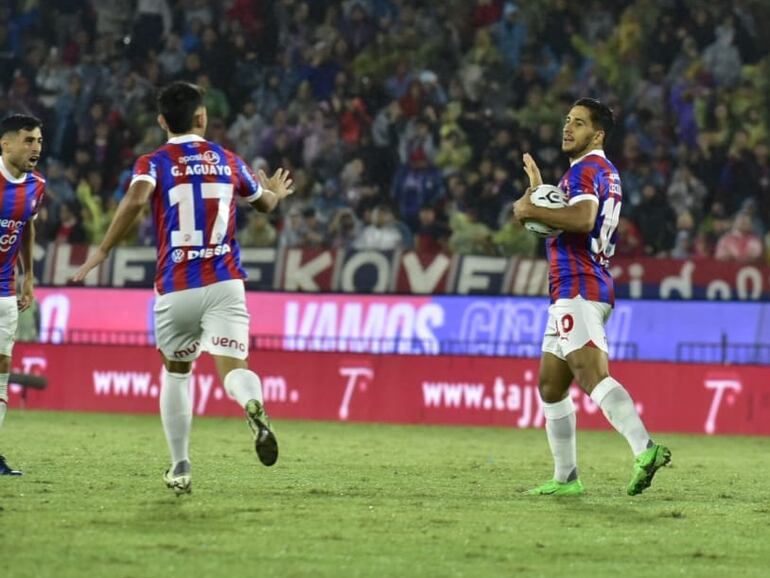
[224,368,263,407]
[543,396,578,483]
[591,377,651,456]
[160,368,193,466]
[0,373,9,430]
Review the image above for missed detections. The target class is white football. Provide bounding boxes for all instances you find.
[524,184,568,237]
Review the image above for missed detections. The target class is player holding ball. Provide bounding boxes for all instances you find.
[513,98,670,496]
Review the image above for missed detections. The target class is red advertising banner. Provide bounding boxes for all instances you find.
[9,344,770,436]
[36,244,770,300]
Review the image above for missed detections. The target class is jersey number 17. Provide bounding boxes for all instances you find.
[168,182,233,247]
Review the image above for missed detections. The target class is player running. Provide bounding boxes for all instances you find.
[513,98,671,496]
[0,114,45,476]
[73,82,294,494]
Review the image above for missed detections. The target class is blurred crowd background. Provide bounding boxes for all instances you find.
[1,0,769,264]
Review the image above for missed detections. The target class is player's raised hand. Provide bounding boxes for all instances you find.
[71,247,108,283]
[258,168,294,201]
[523,153,543,188]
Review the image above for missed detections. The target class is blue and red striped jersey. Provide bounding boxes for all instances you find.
[0,156,45,296]
[546,150,622,306]
[130,134,263,295]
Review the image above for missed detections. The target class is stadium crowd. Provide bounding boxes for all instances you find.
[1,0,769,263]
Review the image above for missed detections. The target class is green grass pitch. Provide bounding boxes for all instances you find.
[1,410,769,578]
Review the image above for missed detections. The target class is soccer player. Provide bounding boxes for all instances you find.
[513,98,671,496]
[73,82,294,494]
[0,114,45,476]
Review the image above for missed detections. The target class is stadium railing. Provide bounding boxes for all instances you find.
[23,330,640,359]
[676,334,770,365]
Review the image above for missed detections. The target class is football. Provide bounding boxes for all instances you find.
[524,184,568,237]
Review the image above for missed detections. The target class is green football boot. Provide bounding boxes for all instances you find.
[627,443,671,496]
[525,478,585,496]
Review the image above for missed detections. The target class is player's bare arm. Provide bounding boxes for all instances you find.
[250,168,294,213]
[514,194,598,234]
[17,220,35,311]
[71,179,154,282]
[514,153,597,233]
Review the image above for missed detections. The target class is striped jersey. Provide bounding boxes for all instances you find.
[546,150,621,306]
[130,134,263,295]
[0,156,45,296]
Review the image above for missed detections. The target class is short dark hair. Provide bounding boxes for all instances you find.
[157,82,205,133]
[0,114,43,138]
[573,97,615,140]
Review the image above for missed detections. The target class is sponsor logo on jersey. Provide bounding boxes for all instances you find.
[0,225,23,253]
[171,244,232,262]
[178,150,221,165]
[211,336,246,352]
[0,219,24,229]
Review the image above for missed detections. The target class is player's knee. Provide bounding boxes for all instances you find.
[537,378,567,404]
[0,355,11,374]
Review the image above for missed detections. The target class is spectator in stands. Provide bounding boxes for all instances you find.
[278,206,306,249]
[614,216,645,258]
[354,203,404,251]
[491,205,537,258]
[435,125,472,177]
[53,202,87,244]
[1,0,769,267]
[702,25,742,88]
[158,33,186,79]
[698,201,732,251]
[715,211,764,263]
[300,206,327,248]
[414,204,450,254]
[237,212,277,248]
[390,147,445,232]
[671,211,696,259]
[635,184,677,256]
[666,163,708,219]
[492,2,527,72]
[327,207,361,251]
[449,207,493,256]
[197,73,230,122]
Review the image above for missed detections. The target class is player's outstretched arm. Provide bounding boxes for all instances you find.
[71,180,154,282]
[251,168,294,213]
[17,220,35,311]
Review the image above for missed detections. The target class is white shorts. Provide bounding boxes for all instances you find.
[154,279,250,362]
[0,296,18,357]
[542,297,612,360]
